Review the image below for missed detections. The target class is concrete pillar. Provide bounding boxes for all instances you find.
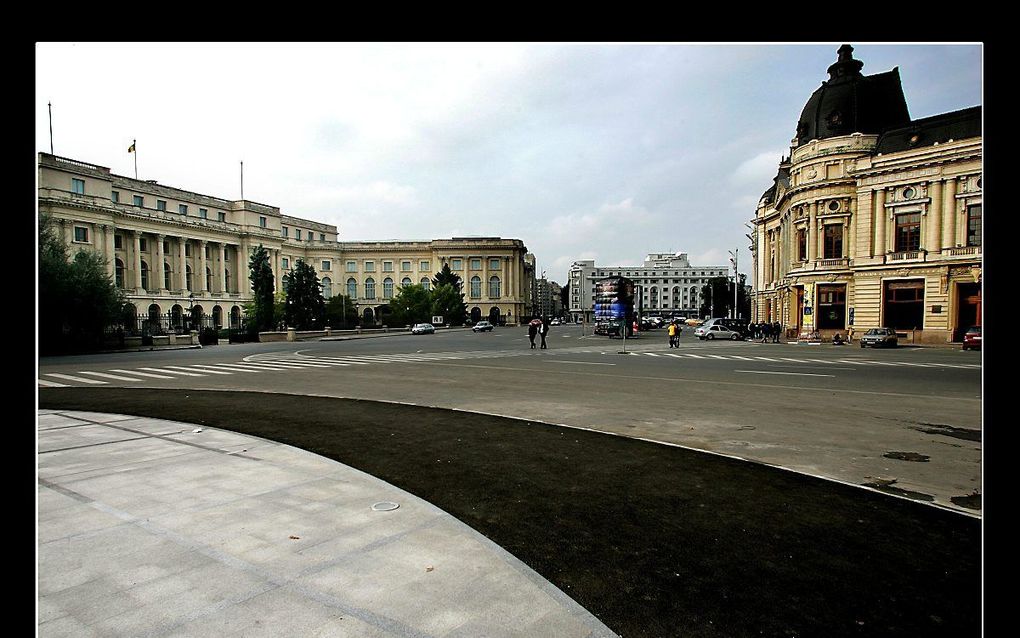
[875,189,887,257]
[846,198,855,259]
[943,178,959,247]
[220,243,228,293]
[808,202,817,262]
[199,241,208,293]
[178,237,188,291]
[239,239,250,296]
[156,234,167,293]
[102,225,115,277]
[928,180,943,254]
[133,231,144,293]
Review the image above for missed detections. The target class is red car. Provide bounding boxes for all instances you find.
[962,326,981,350]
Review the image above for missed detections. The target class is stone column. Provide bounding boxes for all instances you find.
[199,241,208,294]
[62,219,73,246]
[807,202,817,262]
[859,191,873,258]
[178,238,188,291]
[133,231,144,293]
[943,178,959,248]
[875,189,887,257]
[239,239,250,296]
[156,234,167,293]
[927,180,943,255]
[220,243,228,294]
[100,225,115,277]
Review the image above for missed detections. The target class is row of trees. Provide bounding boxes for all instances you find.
[246,245,472,332]
[698,274,752,319]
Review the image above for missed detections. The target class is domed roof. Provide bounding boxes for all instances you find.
[795,45,911,144]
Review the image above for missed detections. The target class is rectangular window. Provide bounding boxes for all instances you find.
[185,243,192,257]
[470,258,482,270]
[308,232,313,242]
[895,212,921,252]
[180,204,189,215]
[72,178,85,194]
[73,226,89,242]
[383,261,393,272]
[114,234,123,249]
[259,216,267,228]
[452,258,463,270]
[157,200,167,211]
[321,260,331,271]
[217,211,226,222]
[346,260,357,272]
[364,261,375,272]
[320,233,325,241]
[140,238,148,252]
[967,204,981,247]
[282,257,290,269]
[111,191,119,203]
[489,258,501,270]
[823,225,843,259]
[133,195,144,207]
[420,260,430,271]
[295,229,302,240]
[797,228,807,261]
[401,260,411,272]
[282,227,289,237]
[199,208,208,219]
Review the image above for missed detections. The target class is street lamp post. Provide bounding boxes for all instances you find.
[729,249,738,319]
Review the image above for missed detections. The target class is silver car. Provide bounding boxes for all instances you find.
[694,324,743,341]
[411,323,435,335]
[859,327,898,348]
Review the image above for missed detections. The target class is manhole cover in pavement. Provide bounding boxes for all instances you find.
[372,502,400,511]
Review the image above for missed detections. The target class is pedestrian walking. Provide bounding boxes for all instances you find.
[528,319,538,349]
[847,325,855,343]
[761,322,770,343]
[772,321,781,343]
[540,316,550,349]
[667,321,678,348]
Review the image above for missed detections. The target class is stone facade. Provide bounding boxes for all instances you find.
[750,46,981,344]
[39,153,532,327]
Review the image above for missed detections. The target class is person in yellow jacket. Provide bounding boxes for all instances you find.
[667,321,678,348]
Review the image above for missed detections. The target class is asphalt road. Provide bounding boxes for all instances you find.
[38,324,982,514]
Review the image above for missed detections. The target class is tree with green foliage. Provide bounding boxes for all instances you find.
[699,274,751,319]
[283,259,325,329]
[431,282,467,326]
[39,214,125,353]
[432,262,463,293]
[248,244,275,332]
[324,294,358,329]
[387,283,433,327]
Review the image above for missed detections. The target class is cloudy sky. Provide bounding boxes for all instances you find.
[35,42,982,284]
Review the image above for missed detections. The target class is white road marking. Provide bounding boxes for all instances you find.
[162,365,233,375]
[137,367,205,377]
[44,373,106,384]
[76,371,144,382]
[550,360,617,366]
[734,370,835,377]
[110,368,175,379]
[38,379,69,387]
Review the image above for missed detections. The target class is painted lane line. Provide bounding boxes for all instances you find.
[38,379,69,387]
[162,365,234,376]
[284,359,352,367]
[806,359,834,364]
[685,354,707,359]
[76,371,145,382]
[315,358,371,365]
[550,360,617,366]
[704,355,729,359]
[778,357,809,363]
[137,367,206,377]
[255,360,333,368]
[728,355,756,361]
[643,353,662,357]
[226,362,298,371]
[44,373,107,384]
[734,370,835,377]
[753,356,781,362]
[191,364,262,373]
[109,368,175,379]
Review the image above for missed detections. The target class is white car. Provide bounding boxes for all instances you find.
[472,321,494,332]
[411,323,435,334]
[694,324,743,341]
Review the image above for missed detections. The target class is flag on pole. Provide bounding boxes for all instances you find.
[128,141,135,153]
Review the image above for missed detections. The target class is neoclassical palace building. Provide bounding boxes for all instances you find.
[750,45,981,344]
[38,153,532,328]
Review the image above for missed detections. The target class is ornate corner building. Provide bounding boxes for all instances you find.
[750,45,981,344]
[38,153,532,328]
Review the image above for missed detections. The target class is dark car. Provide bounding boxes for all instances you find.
[962,326,981,350]
[859,327,898,348]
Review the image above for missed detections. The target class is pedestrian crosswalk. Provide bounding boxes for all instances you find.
[38,345,981,387]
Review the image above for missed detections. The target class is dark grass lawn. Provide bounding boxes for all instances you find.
[39,388,981,638]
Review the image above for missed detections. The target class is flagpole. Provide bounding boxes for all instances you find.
[240,161,244,200]
[48,102,54,154]
[133,139,137,179]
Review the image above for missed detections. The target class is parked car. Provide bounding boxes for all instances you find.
[961,326,981,350]
[472,321,494,332]
[550,318,561,326]
[694,324,743,341]
[411,323,435,335]
[859,327,898,348]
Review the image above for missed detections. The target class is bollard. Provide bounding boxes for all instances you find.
[287,328,296,342]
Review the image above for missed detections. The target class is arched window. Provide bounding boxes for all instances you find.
[383,277,394,299]
[322,277,332,299]
[365,278,376,299]
[347,278,357,299]
[212,305,222,328]
[140,260,149,291]
[401,277,412,288]
[470,276,482,298]
[115,258,125,288]
[186,264,193,291]
[488,276,501,298]
[421,277,430,291]
[164,262,172,289]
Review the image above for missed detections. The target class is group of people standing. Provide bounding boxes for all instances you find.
[528,317,550,349]
[748,322,783,343]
